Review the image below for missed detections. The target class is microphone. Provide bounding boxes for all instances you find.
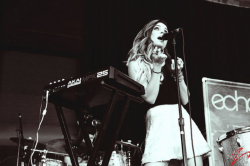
[158,28,182,40]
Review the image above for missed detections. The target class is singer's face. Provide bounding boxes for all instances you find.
[151,22,168,50]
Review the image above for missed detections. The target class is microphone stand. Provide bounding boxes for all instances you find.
[16,113,24,166]
[172,36,188,166]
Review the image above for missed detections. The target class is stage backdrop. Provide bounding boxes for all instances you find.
[202,78,250,166]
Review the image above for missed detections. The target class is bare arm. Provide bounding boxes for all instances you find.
[128,61,163,104]
[179,79,189,105]
[172,58,189,105]
[128,47,167,104]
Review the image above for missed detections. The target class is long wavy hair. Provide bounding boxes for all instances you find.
[126,19,170,65]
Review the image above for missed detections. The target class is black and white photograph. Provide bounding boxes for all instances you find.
[0,0,250,166]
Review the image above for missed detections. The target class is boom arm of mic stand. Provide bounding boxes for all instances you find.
[172,36,188,166]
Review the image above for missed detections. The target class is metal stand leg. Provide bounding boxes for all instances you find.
[75,110,93,155]
[87,90,120,166]
[101,95,131,166]
[54,103,79,166]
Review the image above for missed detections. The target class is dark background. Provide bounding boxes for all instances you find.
[0,0,250,162]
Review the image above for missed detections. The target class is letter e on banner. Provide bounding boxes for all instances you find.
[212,94,224,110]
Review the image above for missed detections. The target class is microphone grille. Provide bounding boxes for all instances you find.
[176,28,182,33]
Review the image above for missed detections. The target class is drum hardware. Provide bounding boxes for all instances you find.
[218,146,223,153]
[132,143,141,157]
[10,137,46,165]
[115,140,141,166]
[16,113,25,166]
[115,140,137,166]
[31,149,68,156]
[30,149,67,166]
[236,138,241,147]
[64,155,88,166]
[107,150,126,166]
[10,137,46,150]
[39,158,63,166]
[40,149,48,166]
[126,140,132,166]
[46,139,87,156]
[217,126,250,165]
[116,140,140,149]
[120,139,124,152]
[70,152,104,166]
[99,143,130,166]
[226,130,237,137]
[126,148,131,166]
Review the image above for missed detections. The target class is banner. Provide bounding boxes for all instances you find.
[206,0,250,8]
[202,78,250,166]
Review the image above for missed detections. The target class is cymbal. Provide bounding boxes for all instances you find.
[116,141,139,149]
[46,139,87,155]
[10,137,46,149]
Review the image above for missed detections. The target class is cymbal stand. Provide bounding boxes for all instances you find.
[126,148,131,166]
[126,140,132,166]
[16,132,21,166]
[133,143,140,157]
[120,139,123,153]
[40,150,48,166]
[16,113,24,166]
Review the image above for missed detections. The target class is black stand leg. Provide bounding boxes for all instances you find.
[87,90,120,166]
[54,102,79,166]
[101,95,131,166]
[75,110,93,155]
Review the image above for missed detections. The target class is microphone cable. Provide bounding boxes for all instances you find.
[28,90,49,166]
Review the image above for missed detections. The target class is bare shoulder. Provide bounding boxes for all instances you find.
[128,60,138,70]
[127,60,138,80]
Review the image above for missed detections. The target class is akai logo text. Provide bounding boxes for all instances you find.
[67,78,81,88]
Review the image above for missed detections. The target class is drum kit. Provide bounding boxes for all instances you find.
[107,140,140,166]
[217,126,250,166]
[6,137,140,166]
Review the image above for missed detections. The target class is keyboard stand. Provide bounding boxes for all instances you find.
[52,81,144,166]
[54,101,80,166]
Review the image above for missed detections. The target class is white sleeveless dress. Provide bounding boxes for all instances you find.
[141,104,211,164]
[128,57,211,165]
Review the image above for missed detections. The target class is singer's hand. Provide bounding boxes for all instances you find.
[171,57,184,71]
[151,46,168,67]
